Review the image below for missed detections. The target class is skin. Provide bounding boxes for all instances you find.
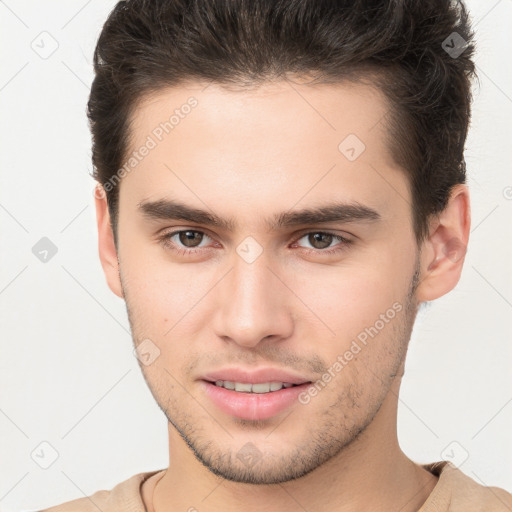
[95,78,470,512]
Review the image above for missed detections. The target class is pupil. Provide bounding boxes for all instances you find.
[310,233,332,249]
[179,230,202,247]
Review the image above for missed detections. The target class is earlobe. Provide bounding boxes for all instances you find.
[94,184,124,299]
[416,184,471,302]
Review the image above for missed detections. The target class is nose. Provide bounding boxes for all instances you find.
[213,252,294,348]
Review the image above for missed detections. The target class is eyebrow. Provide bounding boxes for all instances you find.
[138,198,381,231]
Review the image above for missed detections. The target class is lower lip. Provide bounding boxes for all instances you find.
[200,380,311,421]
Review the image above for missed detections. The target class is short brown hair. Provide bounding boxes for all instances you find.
[88,0,477,245]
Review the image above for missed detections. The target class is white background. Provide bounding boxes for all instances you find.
[0,1,511,510]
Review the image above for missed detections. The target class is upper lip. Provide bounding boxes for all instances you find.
[200,368,312,385]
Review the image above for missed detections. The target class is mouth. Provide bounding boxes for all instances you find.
[200,379,312,421]
[205,379,304,393]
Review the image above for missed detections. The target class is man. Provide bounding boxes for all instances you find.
[41,0,512,511]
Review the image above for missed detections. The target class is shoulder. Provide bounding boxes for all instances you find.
[35,469,164,512]
[420,461,512,512]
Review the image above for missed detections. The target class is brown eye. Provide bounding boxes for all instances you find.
[307,233,334,249]
[178,230,204,247]
[294,231,352,255]
[159,229,212,253]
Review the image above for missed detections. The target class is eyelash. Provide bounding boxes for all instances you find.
[157,229,352,257]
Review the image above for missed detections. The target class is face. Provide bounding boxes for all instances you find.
[100,79,425,484]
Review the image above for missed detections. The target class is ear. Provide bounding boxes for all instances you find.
[94,184,124,299]
[416,184,471,302]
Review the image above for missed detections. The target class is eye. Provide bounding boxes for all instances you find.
[158,229,214,255]
[158,229,352,256]
[292,231,352,255]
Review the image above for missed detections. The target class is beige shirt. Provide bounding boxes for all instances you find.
[37,461,512,512]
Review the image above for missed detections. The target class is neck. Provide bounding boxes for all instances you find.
[146,378,438,512]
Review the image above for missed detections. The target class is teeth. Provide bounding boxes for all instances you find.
[252,383,270,393]
[234,382,252,393]
[213,381,297,393]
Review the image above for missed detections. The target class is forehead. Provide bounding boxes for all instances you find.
[120,79,410,229]
[130,79,393,155]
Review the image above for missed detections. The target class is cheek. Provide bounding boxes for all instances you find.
[121,247,203,310]
[282,259,411,383]
[120,254,223,373]
[120,225,412,340]
[286,263,402,329]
